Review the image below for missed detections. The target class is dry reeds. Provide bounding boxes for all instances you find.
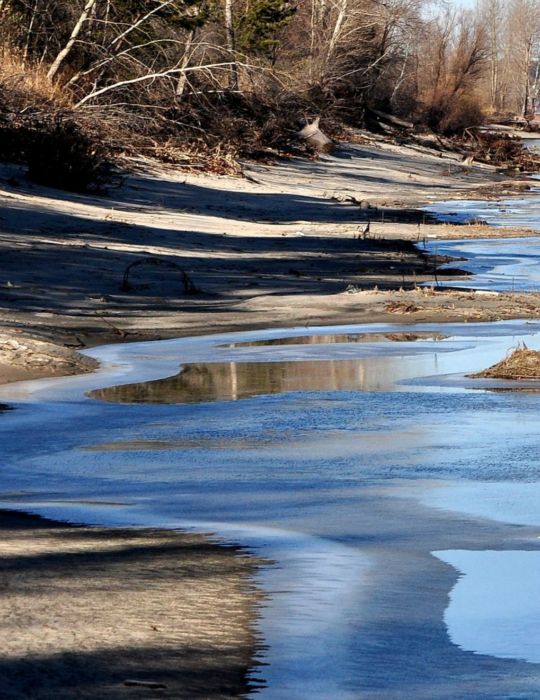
[0,48,113,192]
[0,48,69,106]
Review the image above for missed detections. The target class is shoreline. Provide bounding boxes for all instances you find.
[4,278,540,386]
[3,209,540,387]
[1,134,539,386]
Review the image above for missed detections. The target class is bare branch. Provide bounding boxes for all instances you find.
[108,0,177,50]
[74,62,257,107]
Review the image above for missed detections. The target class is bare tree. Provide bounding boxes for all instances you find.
[47,0,99,83]
[224,0,238,89]
[478,0,504,110]
[507,0,540,116]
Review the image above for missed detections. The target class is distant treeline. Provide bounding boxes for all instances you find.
[0,0,539,179]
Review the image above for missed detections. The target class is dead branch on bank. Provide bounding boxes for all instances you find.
[121,257,200,295]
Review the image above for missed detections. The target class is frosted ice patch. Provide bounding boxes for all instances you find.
[435,550,540,664]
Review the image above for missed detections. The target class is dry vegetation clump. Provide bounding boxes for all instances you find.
[471,346,540,380]
[472,132,526,164]
[0,55,114,192]
[135,88,326,163]
[459,131,539,169]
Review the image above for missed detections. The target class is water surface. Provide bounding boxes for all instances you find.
[424,236,540,291]
[435,550,540,664]
[425,185,540,230]
[423,184,540,291]
[2,322,540,697]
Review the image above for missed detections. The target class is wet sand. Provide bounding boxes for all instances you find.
[0,511,264,699]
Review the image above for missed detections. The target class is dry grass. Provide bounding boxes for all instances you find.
[0,49,114,192]
[471,346,540,380]
[0,48,70,106]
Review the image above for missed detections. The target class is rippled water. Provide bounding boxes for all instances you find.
[423,236,540,291]
[424,182,540,229]
[2,321,540,698]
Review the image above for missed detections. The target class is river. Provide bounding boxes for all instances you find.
[2,196,540,697]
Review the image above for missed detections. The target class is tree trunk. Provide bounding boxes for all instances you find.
[490,58,498,108]
[176,31,195,98]
[47,0,99,83]
[224,0,238,90]
[22,0,39,67]
[522,40,532,117]
[326,0,347,65]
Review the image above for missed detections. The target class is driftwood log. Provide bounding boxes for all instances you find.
[369,109,414,130]
[298,117,334,153]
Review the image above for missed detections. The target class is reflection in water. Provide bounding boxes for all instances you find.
[224,332,447,348]
[88,354,438,404]
[90,360,371,403]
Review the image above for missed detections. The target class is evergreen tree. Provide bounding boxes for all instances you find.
[236,0,296,61]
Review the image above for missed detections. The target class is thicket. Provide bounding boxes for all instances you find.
[0,0,537,190]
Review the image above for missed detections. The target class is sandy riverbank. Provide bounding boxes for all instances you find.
[1,136,539,384]
[0,510,264,699]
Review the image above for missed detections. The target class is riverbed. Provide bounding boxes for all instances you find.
[4,184,540,697]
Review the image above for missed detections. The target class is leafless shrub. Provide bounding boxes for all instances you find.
[427,94,486,135]
[26,117,114,192]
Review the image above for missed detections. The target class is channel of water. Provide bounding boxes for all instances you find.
[2,193,540,697]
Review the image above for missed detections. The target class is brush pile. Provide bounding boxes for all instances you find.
[472,346,540,380]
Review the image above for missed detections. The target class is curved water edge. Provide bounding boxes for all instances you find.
[425,196,540,229]
[422,188,540,292]
[2,322,540,697]
[424,173,540,229]
[422,236,540,292]
[435,550,540,665]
